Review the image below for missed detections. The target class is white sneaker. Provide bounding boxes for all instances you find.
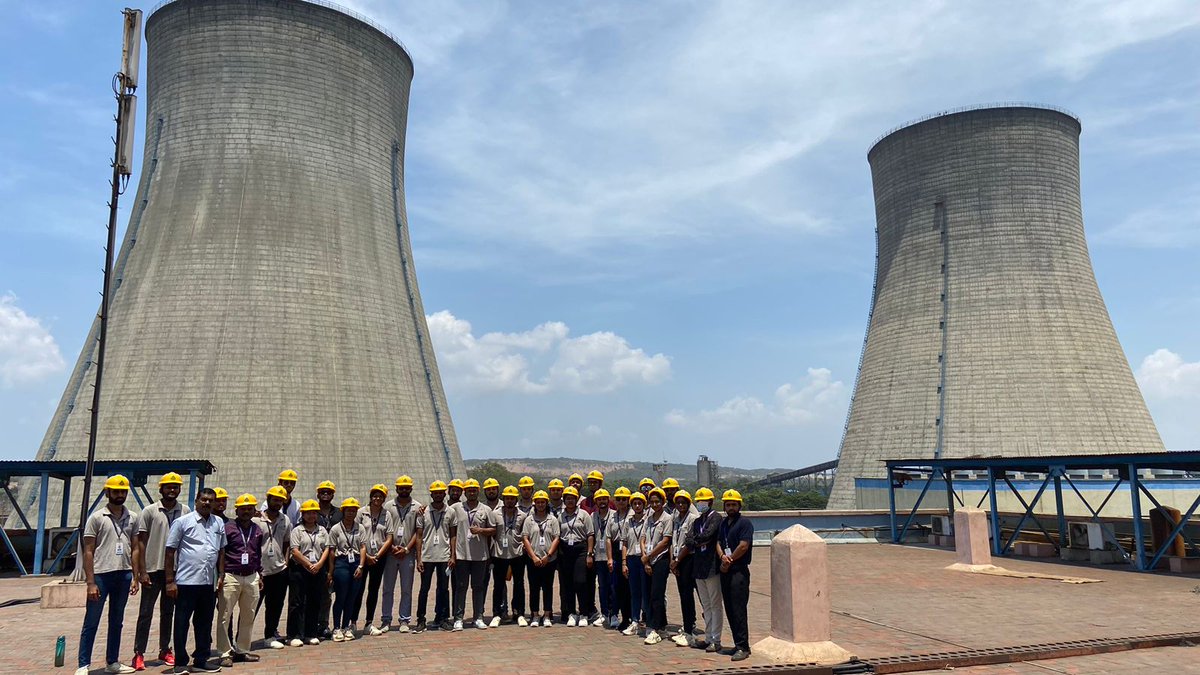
[105,665,137,674]
[671,632,690,646]
[518,615,530,627]
[621,623,638,636]
[75,668,90,675]
[289,638,304,647]
[542,616,552,628]
[567,614,578,627]
[268,639,285,649]
[452,619,464,631]
[397,622,409,634]
[343,628,356,641]
[474,618,488,630]
[306,637,319,645]
[333,628,345,642]
[489,615,501,628]
[644,630,663,645]
[380,623,391,634]
[368,624,382,636]
[592,615,606,627]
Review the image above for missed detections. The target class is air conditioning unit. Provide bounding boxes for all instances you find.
[930,515,951,536]
[1068,521,1115,551]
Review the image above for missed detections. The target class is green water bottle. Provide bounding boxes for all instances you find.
[55,635,65,667]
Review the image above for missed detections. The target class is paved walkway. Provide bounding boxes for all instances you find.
[4,544,1199,673]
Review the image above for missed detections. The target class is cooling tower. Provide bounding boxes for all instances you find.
[827,105,1164,509]
[33,0,464,512]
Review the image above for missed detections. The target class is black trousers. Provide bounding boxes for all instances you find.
[172,584,216,668]
[287,563,325,640]
[452,559,489,620]
[613,549,631,624]
[362,558,386,623]
[648,556,670,630]
[134,569,174,654]
[260,570,288,640]
[721,566,751,652]
[557,544,592,617]
[416,561,450,623]
[675,556,697,632]
[528,560,554,614]
[491,556,526,617]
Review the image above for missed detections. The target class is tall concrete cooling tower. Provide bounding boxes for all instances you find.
[34,0,464,510]
[827,105,1163,509]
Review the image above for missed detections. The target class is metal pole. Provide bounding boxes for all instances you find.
[887,466,897,543]
[1128,464,1146,570]
[1052,469,1066,551]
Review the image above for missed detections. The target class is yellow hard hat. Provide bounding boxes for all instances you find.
[278,469,299,482]
[518,476,535,488]
[662,477,680,489]
[533,490,549,501]
[721,489,743,503]
[235,493,258,508]
[463,478,480,490]
[587,470,604,481]
[562,486,579,498]
[266,485,288,500]
[638,477,656,489]
[395,475,414,487]
[159,472,184,486]
[317,480,336,492]
[568,473,584,483]
[448,479,464,489]
[648,487,667,501]
[103,475,130,491]
[300,499,320,512]
[213,487,229,499]
[502,485,519,497]
[673,489,692,503]
[429,480,448,492]
[629,492,647,503]
[613,486,631,498]
[340,497,361,509]
[593,488,610,500]
[694,487,715,501]
[483,478,500,489]
[548,478,564,489]
[370,484,389,496]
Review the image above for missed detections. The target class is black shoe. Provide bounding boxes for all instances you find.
[192,664,222,673]
[413,619,427,633]
[691,639,709,650]
[218,656,233,668]
[233,653,259,662]
[719,647,737,656]
[171,667,190,675]
[440,619,454,631]
[730,649,750,662]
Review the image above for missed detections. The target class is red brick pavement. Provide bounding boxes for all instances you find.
[4,544,1199,674]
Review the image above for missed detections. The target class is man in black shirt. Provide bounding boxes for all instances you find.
[718,489,753,661]
[685,487,724,652]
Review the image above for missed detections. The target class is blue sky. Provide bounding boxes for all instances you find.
[0,0,1197,471]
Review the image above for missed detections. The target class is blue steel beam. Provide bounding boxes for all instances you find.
[1001,473,1054,554]
[1129,464,1147,570]
[32,472,49,576]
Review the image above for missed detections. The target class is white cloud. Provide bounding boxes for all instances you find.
[583,424,602,437]
[0,294,66,387]
[427,310,670,395]
[1137,349,1200,399]
[666,368,847,434]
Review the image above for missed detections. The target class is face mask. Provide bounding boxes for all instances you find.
[697,503,710,514]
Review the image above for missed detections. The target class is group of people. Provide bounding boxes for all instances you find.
[77,468,755,674]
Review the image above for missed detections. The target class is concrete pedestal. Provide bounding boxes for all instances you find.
[41,579,87,609]
[951,508,991,566]
[751,525,854,665]
[1168,556,1200,574]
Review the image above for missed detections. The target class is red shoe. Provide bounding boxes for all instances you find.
[132,653,145,671]
[159,650,175,666]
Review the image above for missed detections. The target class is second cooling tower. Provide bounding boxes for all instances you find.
[828,106,1164,508]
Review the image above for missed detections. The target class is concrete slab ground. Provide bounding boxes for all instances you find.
[4,544,1198,673]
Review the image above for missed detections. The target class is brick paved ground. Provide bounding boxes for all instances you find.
[5,544,1199,673]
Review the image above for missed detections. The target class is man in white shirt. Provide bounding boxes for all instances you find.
[164,488,226,674]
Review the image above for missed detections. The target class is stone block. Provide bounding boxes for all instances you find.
[41,579,87,609]
[1168,556,1200,574]
[953,508,991,566]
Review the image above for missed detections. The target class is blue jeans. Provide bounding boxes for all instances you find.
[596,561,613,617]
[79,570,133,667]
[626,555,649,623]
[332,557,364,629]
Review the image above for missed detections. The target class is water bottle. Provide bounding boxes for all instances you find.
[54,635,65,667]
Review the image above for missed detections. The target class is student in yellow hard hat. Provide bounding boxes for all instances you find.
[490,485,525,627]
[252,486,292,649]
[516,476,536,514]
[216,494,263,666]
[329,497,367,641]
[581,470,605,514]
[381,475,421,633]
[361,485,394,636]
[718,489,753,661]
[277,469,301,524]
[447,478,465,505]
[620,491,650,637]
[668,490,699,646]
[414,481,456,633]
[76,475,138,675]
[212,488,230,523]
[590,488,614,627]
[567,473,585,494]
[547,479,565,516]
[641,488,672,645]
[556,486,593,626]
[287,499,329,647]
[685,487,723,653]
[522,490,560,627]
[608,487,633,631]
[312,480,339,639]
[482,478,501,510]
[133,472,189,670]
[638,477,656,497]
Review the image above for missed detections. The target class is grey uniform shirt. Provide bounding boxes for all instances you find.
[85,506,137,574]
[253,511,292,576]
[607,510,629,558]
[138,500,190,573]
[384,498,421,549]
[644,510,672,563]
[491,507,524,560]
[622,514,648,557]
[521,512,560,562]
[670,510,699,558]
[289,524,330,565]
[417,505,456,563]
[558,509,591,548]
[328,520,366,563]
[592,509,615,562]
[357,508,391,557]
[516,499,534,516]
[454,502,493,561]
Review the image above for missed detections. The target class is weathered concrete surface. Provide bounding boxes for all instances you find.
[952,508,991,566]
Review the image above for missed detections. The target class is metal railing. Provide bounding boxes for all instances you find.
[868,102,1080,152]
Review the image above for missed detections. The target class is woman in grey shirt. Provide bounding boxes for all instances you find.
[521,491,560,627]
[328,498,367,641]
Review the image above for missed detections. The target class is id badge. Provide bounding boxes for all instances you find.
[115,542,125,557]
[538,535,546,548]
[241,552,249,565]
[723,547,733,557]
[307,551,317,563]
[700,544,708,552]
[500,537,509,549]
[434,533,443,546]
[348,551,355,563]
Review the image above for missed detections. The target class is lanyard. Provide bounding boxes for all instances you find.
[629,517,645,541]
[467,505,480,528]
[237,523,253,548]
[595,512,608,540]
[564,511,579,536]
[535,516,550,542]
[305,527,320,553]
[430,509,445,534]
[504,510,517,532]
